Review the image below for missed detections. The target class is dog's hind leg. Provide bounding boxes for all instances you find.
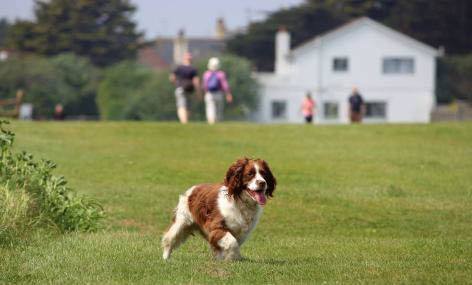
[162,187,195,260]
[162,220,193,260]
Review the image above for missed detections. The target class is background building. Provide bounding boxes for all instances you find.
[254,17,442,124]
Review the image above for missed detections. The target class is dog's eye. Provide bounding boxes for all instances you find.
[259,170,266,176]
[248,171,255,177]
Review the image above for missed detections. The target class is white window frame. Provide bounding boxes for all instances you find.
[364,101,387,121]
[323,101,339,120]
[382,57,415,74]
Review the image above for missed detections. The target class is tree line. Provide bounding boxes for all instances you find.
[4,0,141,67]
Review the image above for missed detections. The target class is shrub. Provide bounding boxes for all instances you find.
[0,53,100,118]
[96,61,152,120]
[437,54,472,104]
[0,55,67,118]
[97,62,177,120]
[50,53,101,118]
[124,72,177,121]
[0,120,105,245]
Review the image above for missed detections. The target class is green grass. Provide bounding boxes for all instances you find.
[1,121,471,284]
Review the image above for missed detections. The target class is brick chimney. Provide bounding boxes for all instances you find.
[216,18,226,39]
[173,29,188,65]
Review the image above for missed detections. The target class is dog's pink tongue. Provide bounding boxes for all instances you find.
[255,192,267,206]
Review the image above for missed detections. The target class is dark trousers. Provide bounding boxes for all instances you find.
[350,112,362,123]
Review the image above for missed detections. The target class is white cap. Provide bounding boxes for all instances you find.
[207,57,220,71]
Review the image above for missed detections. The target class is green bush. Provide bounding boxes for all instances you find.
[97,62,177,120]
[0,53,100,118]
[0,120,105,245]
[124,72,177,120]
[0,55,67,118]
[97,62,151,120]
[50,53,100,118]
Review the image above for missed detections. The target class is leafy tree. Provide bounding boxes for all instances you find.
[437,54,472,104]
[5,20,36,52]
[0,18,9,48]
[7,0,141,67]
[0,55,67,118]
[383,0,471,55]
[309,0,396,20]
[50,53,100,117]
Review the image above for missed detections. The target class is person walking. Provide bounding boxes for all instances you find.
[348,87,365,123]
[202,57,232,124]
[170,52,200,124]
[53,103,65,120]
[301,92,316,124]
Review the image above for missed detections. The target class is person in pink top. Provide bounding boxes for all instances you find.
[202,57,232,124]
[301,92,316,124]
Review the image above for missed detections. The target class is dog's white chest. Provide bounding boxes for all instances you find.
[217,189,262,244]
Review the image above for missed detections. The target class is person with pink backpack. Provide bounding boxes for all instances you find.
[202,57,232,124]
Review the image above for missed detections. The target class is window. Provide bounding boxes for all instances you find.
[271,100,287,119]
[383,57,414,74]
[323,102,339,119]
[333,57,348,72]
[365,102,387,119]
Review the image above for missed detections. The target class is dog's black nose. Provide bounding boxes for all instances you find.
[257,180,266,188]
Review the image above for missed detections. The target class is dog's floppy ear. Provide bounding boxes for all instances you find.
[261,160,276,197]
[224,158,248,198]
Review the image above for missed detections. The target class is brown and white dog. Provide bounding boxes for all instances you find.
[162,158,276,261]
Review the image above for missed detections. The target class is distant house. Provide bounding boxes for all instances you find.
[253,17,442,124]
[138,19,227,69]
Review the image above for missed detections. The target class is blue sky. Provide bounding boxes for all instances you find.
[0,0,304,38]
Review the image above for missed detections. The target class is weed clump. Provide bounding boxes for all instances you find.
[0,120,105,245]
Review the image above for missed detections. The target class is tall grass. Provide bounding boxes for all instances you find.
[0,120,105,246]
[0,185,33,244]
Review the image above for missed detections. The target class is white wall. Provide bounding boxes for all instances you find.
[317,25,436,92]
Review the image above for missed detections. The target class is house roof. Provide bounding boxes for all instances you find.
[137,37,226,70]
[292,17,441,58]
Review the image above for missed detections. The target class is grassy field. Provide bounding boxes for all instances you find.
[1,121,471,284]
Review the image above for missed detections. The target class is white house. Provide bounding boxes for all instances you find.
[253,17,442,124]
